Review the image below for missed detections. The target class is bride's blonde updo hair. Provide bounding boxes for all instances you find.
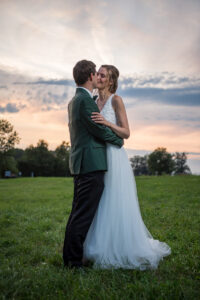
[101,64,119,93]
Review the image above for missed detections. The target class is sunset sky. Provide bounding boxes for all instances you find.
[0,0,200,173]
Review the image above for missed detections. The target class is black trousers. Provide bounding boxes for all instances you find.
[63,171,105,267]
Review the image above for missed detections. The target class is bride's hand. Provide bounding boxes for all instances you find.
[91,112,109,126]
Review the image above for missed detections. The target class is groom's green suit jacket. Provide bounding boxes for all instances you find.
[68,88,123,175]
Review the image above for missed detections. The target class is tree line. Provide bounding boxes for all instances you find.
[130,147,191,176]
[0,119,191,178]
[0,119,70,177]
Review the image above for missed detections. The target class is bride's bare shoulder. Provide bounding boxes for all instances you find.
[112,94,124,109]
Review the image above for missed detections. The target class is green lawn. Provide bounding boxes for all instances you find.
[0,176,199,299]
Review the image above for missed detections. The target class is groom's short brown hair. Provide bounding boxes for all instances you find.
[73,60,96,85]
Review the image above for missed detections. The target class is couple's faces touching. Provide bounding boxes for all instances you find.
[91,67,112,91]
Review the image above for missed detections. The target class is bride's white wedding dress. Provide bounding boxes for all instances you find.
[83,95,171,269]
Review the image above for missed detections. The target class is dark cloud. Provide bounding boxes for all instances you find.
[0,68,74,87]
[120,73,200,106]
[0,103,26,113]
[0,68,71,111]
[119,86,200,106]
[120,74,200,87]
[1,67,200,109]
[14,78,74,86]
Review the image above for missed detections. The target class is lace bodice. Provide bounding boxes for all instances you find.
[97,95,117,125]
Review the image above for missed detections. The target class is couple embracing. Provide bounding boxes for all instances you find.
[63,60,171,270]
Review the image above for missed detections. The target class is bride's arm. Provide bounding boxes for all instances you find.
[91,95,130,139]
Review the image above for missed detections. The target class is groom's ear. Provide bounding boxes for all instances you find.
[88,73,93,82]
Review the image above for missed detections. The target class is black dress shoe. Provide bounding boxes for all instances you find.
[82,258,93,268]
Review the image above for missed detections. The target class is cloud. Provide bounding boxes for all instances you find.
[0,0,199,174]
[0,66,34,84]
[126,99,200,132]
[120,73,200,88]
[120,86,200,106]
[119,73,200,107]
[1,67,200,116]
[0,67,74,86]
[106,0,200,74]
[0,102,26,113]
[0,67,74,113]
[0,0,200,77]
[15,78,74,86]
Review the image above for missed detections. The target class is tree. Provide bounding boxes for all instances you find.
[54,141,70,176]
[173,152,191,174]
[0,119,20,177]
[18,140,71,177]
[148,147,174,175]
[130,155,149,175]
[25,140,55,176]
[0,119,20,153]
[11,148,25,161]
[0,156,18,176]
[36,140,56,176]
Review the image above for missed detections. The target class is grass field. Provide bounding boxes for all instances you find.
[0,175,199,299]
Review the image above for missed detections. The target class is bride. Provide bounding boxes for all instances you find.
[83,65,171,270]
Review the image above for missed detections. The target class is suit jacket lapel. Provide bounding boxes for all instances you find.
[76,87,92,98]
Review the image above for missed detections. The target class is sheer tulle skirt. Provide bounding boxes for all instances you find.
[83,144,171,270]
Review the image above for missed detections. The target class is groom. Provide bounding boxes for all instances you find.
[63,60,123,268]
